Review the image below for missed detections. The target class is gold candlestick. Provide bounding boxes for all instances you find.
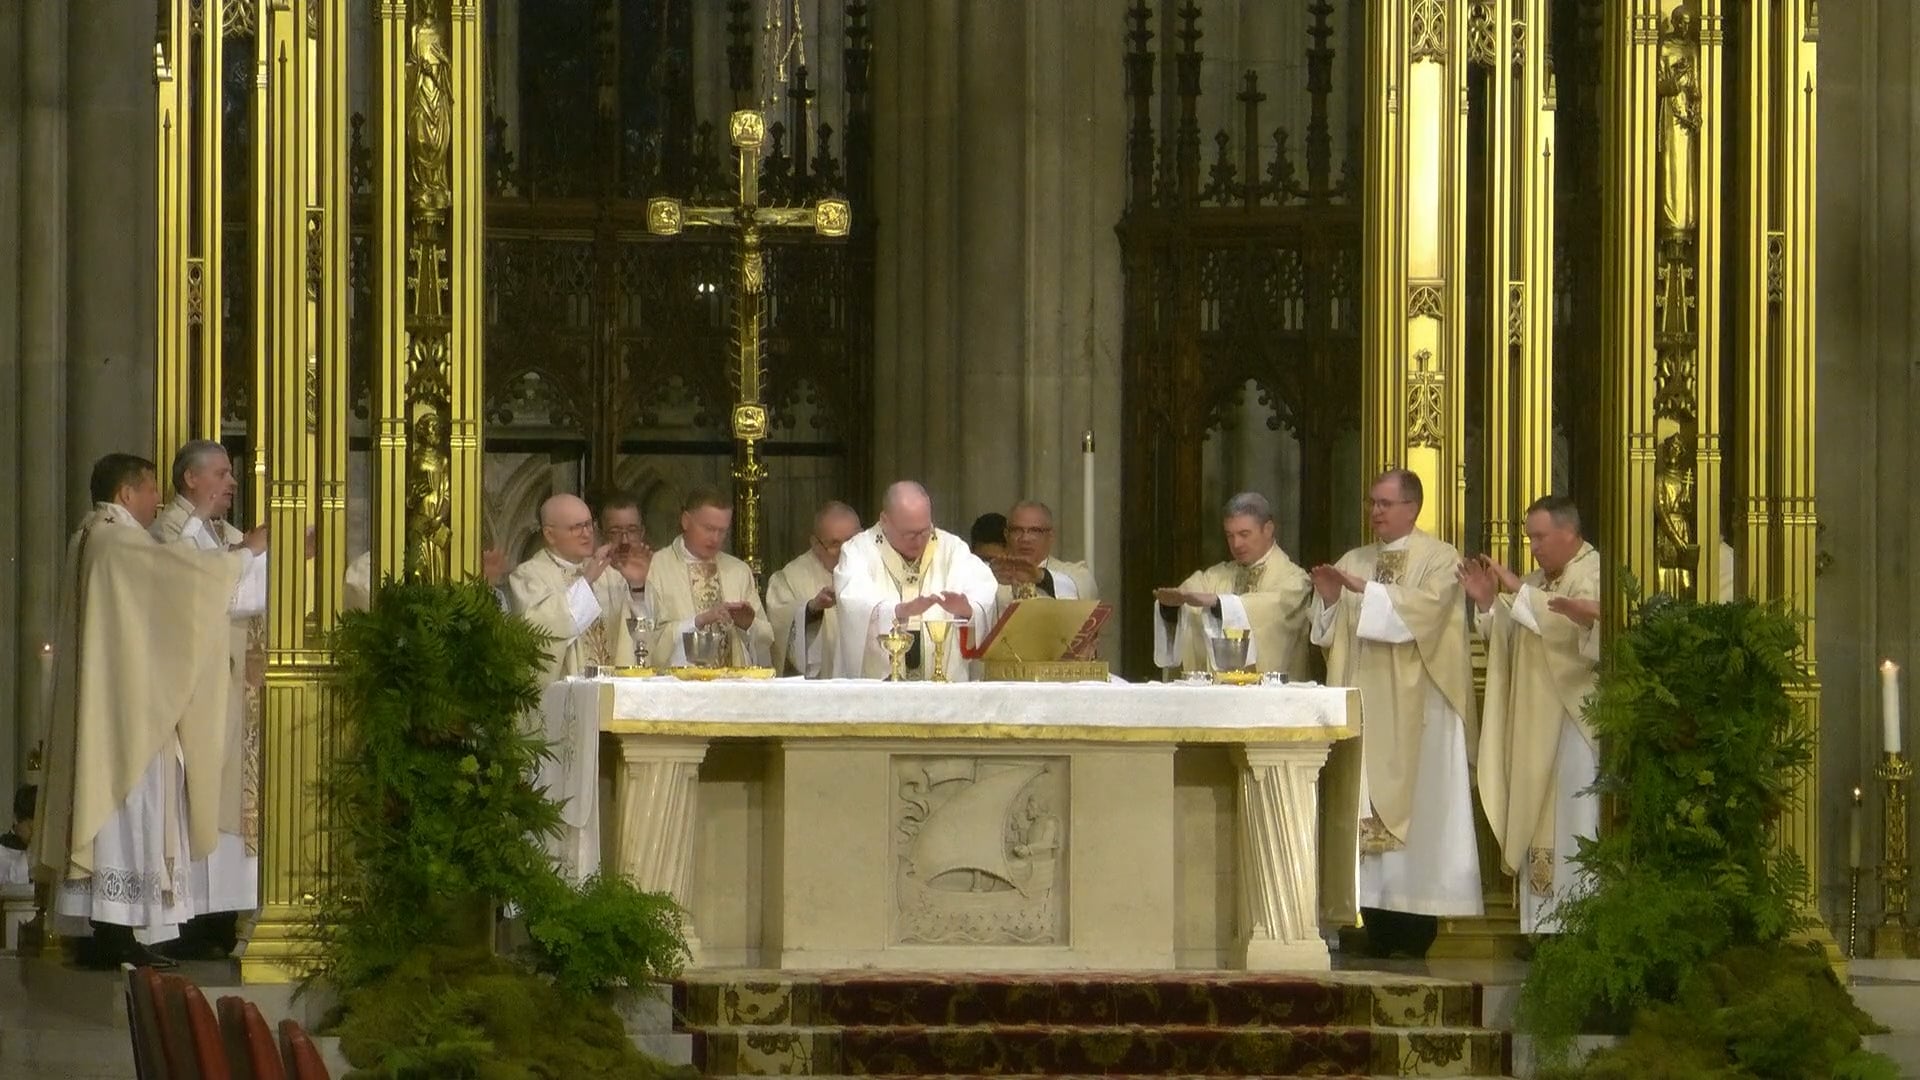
[925,618,953,683]
[879,624,913,682]
[1876,751,1914,958]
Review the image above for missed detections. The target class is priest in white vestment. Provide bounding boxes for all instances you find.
[595,492,656,661]
[1466,495,1601,934]
[767,501,861,677]
[1155,492,1312,678]
[991,500,1098,607]
[505,494,640,881]
[643,488,772,668]
[149,441,267,946]
[1311,469,1482,926]
[834,482,999,680]
[35,454,267,966]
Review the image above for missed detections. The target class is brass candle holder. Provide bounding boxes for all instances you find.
[1875,751,1914,958]
[879,623,914,682]
[924,618,953,683]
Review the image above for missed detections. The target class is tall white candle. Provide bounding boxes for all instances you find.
[38,642,53,710]
[1882,660,1903,755]
[1851,787,1864,871]
[1081,431,1096,572]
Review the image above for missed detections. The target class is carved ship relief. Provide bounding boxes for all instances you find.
[891,758,1067,946]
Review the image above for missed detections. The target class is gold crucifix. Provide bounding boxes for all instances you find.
[646,110,851,577]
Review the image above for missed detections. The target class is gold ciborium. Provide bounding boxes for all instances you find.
[879,623,914,682]
[924,617,954,683]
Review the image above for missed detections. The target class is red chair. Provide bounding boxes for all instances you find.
[123,964,168,1080]
[153,971,232,1080]
[217,996,288,1080]
[277,1018,332,1080]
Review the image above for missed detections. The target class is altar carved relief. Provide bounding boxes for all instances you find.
[892,757,1067,946]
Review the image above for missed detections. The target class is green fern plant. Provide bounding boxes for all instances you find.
[1519,586,1891,1077]
[316,577,693,1079]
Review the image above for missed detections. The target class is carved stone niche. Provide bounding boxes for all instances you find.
[890,756,1069,947]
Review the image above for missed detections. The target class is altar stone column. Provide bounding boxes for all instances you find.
[66,0,157,521]
[614,739,711,962]
[1236,745,1336,972]
[871,0,1125,628]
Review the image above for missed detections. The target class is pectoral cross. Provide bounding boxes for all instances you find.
[647,110,851,577]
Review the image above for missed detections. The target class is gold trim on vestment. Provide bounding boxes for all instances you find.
[600,719,1353,743]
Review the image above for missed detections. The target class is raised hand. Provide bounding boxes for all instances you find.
[1457,558,1497,610]
[1547,595,1601,629]
[581,543,615,584]
[481,547,509,586]
[1308,564,1345,605]
[613,541,653,587]
[242,524,270,555]
[807,585,837,613]
[1476,554,1523,595]
[935,591,973,619]
[894,593,938,623]
[991,557,1041,587]
[1181,590,1219,610]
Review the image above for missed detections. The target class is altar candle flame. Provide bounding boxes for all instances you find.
[1852,786,1865,870]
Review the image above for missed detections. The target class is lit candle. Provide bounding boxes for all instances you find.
[38,642,53,712]
[1883,660,1903,755]
[1851,786,1864,870]
[1082,431,1096,573]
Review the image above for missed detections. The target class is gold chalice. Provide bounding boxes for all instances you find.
[924,617,954,683]
[879,623,914,682]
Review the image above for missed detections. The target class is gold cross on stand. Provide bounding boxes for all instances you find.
[646,110,851,577]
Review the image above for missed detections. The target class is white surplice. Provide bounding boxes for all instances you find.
[833,527,999,680]
[54,503,266,943]
[1311,536,1482,917]
[154,500,263,917]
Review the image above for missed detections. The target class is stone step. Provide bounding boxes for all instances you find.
[688,1022,1508,1078]
[676,971,1483,1030]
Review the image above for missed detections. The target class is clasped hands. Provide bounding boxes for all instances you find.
[895,591,972,622]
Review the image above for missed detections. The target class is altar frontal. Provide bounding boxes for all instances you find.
[544,676,1358,972]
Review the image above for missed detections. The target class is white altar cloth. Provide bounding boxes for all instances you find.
[587,676,1356,740]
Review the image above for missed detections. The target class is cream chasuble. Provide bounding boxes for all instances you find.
[833,527,999,680]
[766,550,838,678]
[1153,545,1313,678]
[1477,543,1601,933]
[505,549,634,881]
[1312,529,1481,918]
[644,537,773,668]
[994,557,1098,609]
[151,494,266,916]
[36,503,260,943]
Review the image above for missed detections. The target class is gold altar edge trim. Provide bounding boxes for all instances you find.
[601,720,1354,744]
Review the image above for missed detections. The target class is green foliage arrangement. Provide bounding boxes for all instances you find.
[316,578,693,1079]
[1519,590,1892,1077]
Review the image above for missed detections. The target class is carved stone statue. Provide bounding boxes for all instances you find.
[407,19,453,215]
[1656,5,1701,234]
[1653,432,1698,596]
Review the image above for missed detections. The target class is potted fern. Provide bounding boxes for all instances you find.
[316,578,691,1079]
[1520,590,1894,1079]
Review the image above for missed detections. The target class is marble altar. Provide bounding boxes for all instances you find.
[538,677,1357,971]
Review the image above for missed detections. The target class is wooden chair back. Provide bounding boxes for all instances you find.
[217,995,288,1080]
[277,1018,332,1080]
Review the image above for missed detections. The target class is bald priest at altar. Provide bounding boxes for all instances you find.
[834,482,999,680]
